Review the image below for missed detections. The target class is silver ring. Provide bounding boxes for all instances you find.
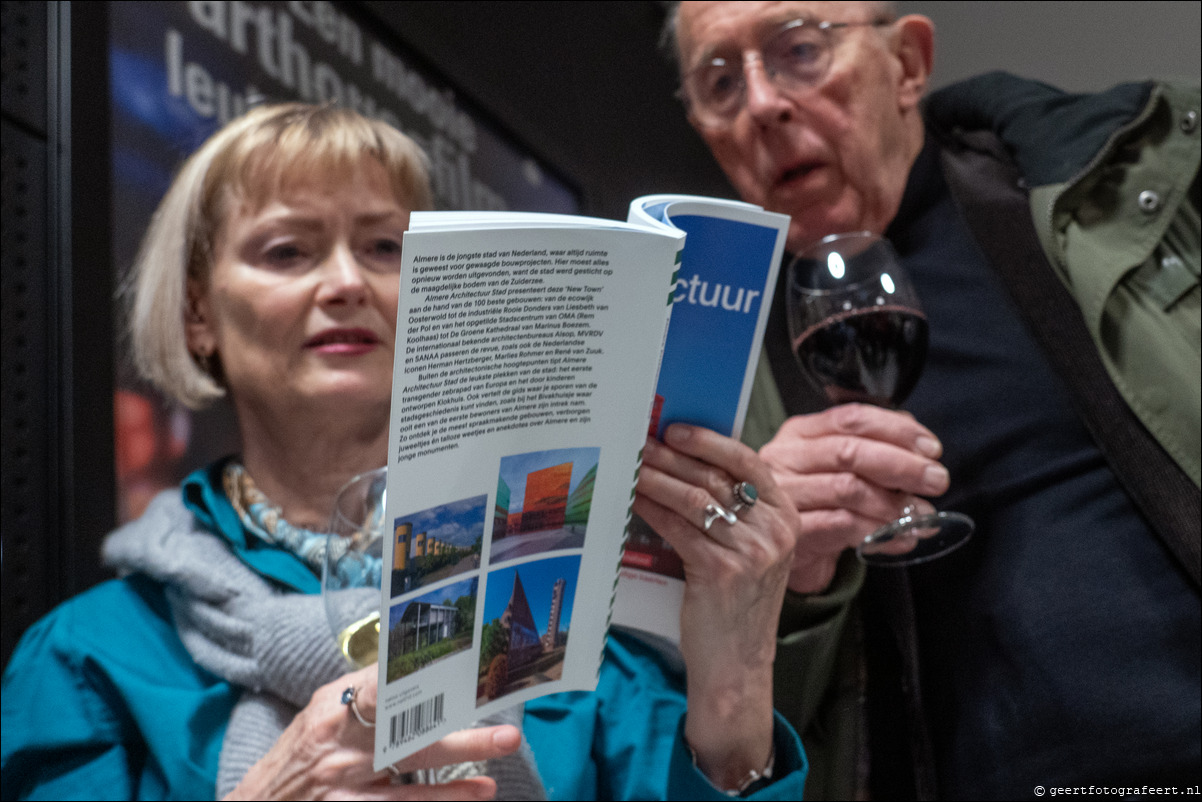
[730,481,759,513]
[341,685,375,728]
[703,503,738,531]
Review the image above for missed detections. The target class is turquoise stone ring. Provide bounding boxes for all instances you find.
[731,481,758,512]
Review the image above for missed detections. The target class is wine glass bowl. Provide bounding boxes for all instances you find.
[323,467,388,668]
[787,232,929,408]
[786,232,973,566]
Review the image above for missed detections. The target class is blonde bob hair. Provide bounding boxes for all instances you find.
[125,103,434,409]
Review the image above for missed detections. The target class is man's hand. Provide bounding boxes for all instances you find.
[759,404,949,593]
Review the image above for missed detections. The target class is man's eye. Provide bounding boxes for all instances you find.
[781,41,821,64]
[700,64,741,103]
[772,28,825,73]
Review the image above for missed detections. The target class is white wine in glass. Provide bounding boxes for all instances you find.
[322,467,387,668]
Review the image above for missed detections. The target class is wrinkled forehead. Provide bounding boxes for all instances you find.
[676,1,881,66]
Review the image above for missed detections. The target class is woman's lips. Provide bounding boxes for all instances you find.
[304,328,381,355]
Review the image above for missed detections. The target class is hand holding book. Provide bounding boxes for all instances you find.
[634,423,799,792]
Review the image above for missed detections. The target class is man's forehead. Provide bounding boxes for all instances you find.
[677,0,879,58]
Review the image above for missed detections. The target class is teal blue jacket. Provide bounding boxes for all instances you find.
[2,466,807,800]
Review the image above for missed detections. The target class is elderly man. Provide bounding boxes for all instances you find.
[669,1,1200,799]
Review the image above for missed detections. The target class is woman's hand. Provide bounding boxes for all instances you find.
[632,423,801,792]
[759,404,949,593]
[224,664,520,800]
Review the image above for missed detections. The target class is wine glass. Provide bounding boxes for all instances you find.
[785,231,973,566]
[323,467,388,668]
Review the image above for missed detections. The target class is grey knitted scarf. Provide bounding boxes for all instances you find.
[103,491,546,800]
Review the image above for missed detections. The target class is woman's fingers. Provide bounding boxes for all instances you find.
[660,424,774,489]
[228,670,518,799]
[640,426,787,521]
[641,436,734,507]
[346,663,381,721]
[632,491,715,560]
[390,725,521,775]
[636,459,768,559]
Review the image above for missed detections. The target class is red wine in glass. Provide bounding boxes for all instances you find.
[786,232,973,566]
[793,306,929,408]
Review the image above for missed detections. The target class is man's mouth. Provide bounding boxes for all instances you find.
[775,162,820,188]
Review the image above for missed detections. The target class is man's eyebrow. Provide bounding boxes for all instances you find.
[687,13,819,66]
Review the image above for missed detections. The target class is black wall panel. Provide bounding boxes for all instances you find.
[2,1,55,669]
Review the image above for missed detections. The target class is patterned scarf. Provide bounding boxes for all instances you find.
[222,461,381,589]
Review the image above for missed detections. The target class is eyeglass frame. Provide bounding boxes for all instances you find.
[677,17,893,130]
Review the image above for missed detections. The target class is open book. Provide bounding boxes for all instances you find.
[371,196,788,769]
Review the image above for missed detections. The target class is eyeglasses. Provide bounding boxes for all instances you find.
[679,18,891,129]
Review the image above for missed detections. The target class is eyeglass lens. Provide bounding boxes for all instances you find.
[686,20,834,124]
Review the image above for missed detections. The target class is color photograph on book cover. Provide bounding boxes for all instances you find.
[390,495,486,599]
[386,575,479,684]
[476,555,580,705]
[490,448,598,563]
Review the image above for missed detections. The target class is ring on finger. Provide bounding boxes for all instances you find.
[729,481,759,513]
[341,685,375,728]
[703,502,738,531]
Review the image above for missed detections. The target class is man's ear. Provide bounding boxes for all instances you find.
[893,15,935,112]
[185,278,216,357]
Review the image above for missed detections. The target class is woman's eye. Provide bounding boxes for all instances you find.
[367,238,404,262]
[263,242,307,266]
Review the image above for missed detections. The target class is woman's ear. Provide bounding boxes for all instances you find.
[185,278,216,357]
[893,14,935,112]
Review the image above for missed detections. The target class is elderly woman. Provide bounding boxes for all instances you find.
[1,104,806,801]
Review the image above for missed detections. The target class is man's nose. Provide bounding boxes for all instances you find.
[743,56,793,126]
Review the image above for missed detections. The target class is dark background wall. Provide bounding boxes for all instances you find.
[2,0,1198,667]
[359,1,734,219]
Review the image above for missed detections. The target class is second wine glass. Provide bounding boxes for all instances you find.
[786,231,973,566]
[323,467,388,668]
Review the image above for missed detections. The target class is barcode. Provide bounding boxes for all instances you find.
[388,693,446,748]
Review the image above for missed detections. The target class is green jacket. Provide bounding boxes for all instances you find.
[747,74,1200,799]
[931,76,1200,488]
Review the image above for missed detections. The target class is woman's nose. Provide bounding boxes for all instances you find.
[318,245,369,304]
